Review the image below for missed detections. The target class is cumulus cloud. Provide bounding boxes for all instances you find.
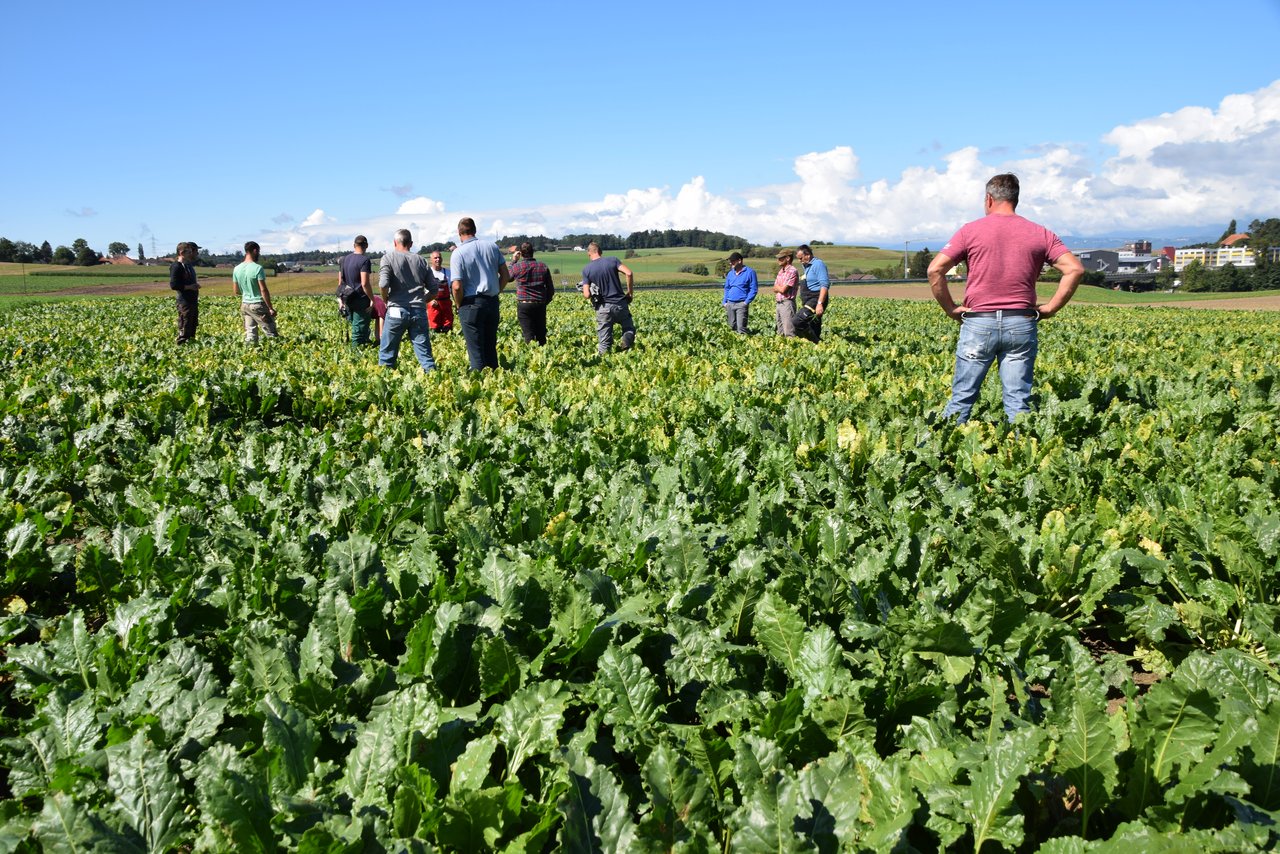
[272,213,295,225]
[385,184,415,198]
[66,207,97,218]
[252,80,1280,252]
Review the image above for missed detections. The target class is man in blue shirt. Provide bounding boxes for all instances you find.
[449,217,511,370]
[796,244,830,342]
[722,251,758,334]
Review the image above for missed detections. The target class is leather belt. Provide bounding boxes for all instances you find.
[962,309,1038,318]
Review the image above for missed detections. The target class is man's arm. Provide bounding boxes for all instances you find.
[452,278,464,312]
[498,262,512,292]
[1037,251,1084,318]
[928,252,964,321]
[260,279,276,315]
[810,262,830,314]
[360,270,373,303]
[379,259,391,302]
[746,269,758,303]
[232,275,241,299]
[618,263,635,299]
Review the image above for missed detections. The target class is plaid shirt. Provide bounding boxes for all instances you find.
[509,257,554,303]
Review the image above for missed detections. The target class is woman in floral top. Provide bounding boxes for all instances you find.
[773,249,799,337]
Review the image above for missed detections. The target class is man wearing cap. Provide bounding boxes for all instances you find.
[450,217,510,370]
[722,252,758,334]
[795,244,829,342]
[927,173,1083,422]
[772,249,799,337]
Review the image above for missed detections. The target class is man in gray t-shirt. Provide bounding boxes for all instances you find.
[377,228,436,371]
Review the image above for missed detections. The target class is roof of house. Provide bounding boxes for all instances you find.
[1222,233,1251,246]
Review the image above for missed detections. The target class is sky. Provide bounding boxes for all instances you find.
[4,0,1280,256]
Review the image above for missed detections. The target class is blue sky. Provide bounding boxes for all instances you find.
[4,0,1279,255]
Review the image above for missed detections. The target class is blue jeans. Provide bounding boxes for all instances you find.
[378,305,435,371]
[943,313,1038,422]
[458,295,500,370]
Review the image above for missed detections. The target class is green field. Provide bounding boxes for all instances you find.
[2,294,1280,850]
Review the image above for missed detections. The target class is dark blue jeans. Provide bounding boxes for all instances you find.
[459,295,500,370]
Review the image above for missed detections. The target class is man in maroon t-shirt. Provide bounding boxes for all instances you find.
[927,173,1083,422]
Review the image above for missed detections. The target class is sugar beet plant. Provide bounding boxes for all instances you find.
[1,294,1279,851]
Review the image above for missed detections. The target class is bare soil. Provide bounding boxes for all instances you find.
[828,283,1280,311]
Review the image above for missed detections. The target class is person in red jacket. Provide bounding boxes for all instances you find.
[426,250,453,333]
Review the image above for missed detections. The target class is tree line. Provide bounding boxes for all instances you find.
[0,237,136,266]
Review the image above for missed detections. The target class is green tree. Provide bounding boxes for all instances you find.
[1217,218,1238,243]
[108,241,130,257]
[137,242,146,263]
[1179,260,1211,292]
[38,241,53,263]
[53,245,75,265]
[71,238,99,266]
[0,238,14,262]
[908,248,934,278]
[1215,262,1246,292]
[714,258,731,278]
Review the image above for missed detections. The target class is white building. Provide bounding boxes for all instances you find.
[1173,245,1280,271]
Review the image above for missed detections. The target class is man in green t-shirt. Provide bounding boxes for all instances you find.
[232,241,279,343]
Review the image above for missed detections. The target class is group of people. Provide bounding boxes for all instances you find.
[720,244,831,341]
[169,174,1082,422]
[330,218,639,372]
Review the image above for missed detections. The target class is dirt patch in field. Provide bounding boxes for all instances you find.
[828,284,1280,311]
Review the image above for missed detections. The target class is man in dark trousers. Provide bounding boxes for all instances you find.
[450,217,510,370]
[927,173,1084,422]
[170,241,201,344]
[509,242,555,345]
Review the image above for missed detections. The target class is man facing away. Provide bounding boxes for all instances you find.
[795,244,829,342]
[580,241,636,354]
[337,235,375,346]
[722,251,758,334]
[509,241,555,345]
[427,250,453,333]
[378,228,437,372]
[927,172,1084,422]
[450,217,510,370]
[170,241,201,344]
[232,241,278,344]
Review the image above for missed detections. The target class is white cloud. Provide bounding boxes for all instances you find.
[252,80,1280,252]
[301,209,333,227]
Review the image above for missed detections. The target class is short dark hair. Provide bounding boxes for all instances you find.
[986,173,1020,206]
[353,235,368,250]
[457,217,477,236]
[244,241,260,255]
[728,251,743,263]
[520,242,534,258]
[797,244,812,257]
[395,228,413,249]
